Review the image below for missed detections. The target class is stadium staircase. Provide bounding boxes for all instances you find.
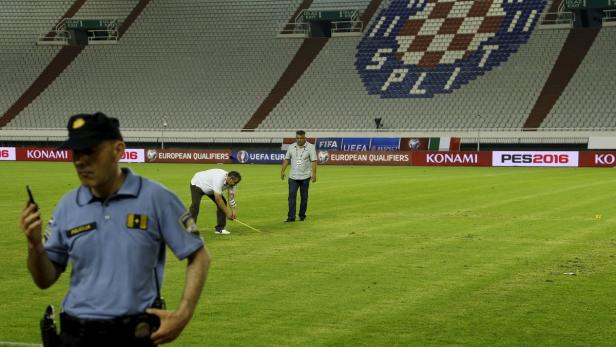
[358,0,384,28]
[242,37,329,131]
[540,27,616,129]
[523,28,600,128]
[0,0,152,128]
[0,45,84,127]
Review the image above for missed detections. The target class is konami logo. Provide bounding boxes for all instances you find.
[15,148,71,161]
[576,152,616,167]
[427,153,478,164]
[26,149,69,160]
[493,151,578,167]
[413,151,490,166]
[595,153,616,165]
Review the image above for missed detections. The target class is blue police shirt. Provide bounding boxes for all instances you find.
[44,168,204,319]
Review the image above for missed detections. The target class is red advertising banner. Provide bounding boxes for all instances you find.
[14,148,145,162]
[17,148,72,161]
[579,151,616,167]
[317,151,412,166]
[145,149,232,163]
[412,151,492,166]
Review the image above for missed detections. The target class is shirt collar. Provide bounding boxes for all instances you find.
[77,168,141,205]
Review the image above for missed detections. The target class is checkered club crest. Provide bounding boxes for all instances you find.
[356,0,547,98]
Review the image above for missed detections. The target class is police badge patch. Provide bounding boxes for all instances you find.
[356,0,546,98]
[179,212,200,236]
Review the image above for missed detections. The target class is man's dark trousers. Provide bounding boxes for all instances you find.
[288,178,310,221]
[190,184,227,231]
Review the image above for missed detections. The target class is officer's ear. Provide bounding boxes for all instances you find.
[112,140,126,162]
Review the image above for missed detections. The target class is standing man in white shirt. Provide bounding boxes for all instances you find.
[280,130,317,222]
[190,169,241,235]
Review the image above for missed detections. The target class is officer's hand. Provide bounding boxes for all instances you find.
[281,173,285,180]
[147,308,189,345]
[311,176,317,183]
[20,203,42,247]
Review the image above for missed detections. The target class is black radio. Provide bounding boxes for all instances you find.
[152,296,166,310]
[40,305,59,347]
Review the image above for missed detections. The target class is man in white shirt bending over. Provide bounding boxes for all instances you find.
[190,169,241,235]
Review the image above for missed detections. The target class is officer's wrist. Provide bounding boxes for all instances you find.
[176,304,194,323]
[28,241,45,254]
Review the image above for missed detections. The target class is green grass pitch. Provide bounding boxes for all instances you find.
[1,162,616,346]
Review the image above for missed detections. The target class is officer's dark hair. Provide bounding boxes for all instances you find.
[228,171,241,183]
[296,130,306,136]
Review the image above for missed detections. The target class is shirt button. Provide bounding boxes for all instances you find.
[105,215,110,220]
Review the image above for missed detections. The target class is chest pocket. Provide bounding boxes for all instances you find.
[127,213,148,230]
[126,213,160,244]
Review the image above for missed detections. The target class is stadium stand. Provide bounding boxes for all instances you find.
[1,0,613,141]
[0,1,72,122]
[259,26,569,130]
[523,27,600,128]
[4,0,304,130]
[541,27,616,129]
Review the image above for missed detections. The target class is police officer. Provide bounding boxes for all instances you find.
[20,112,210,347]
[280,130,317,222]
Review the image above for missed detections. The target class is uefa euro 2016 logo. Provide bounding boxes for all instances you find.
[356,0,546,98]
[236,150,249,164]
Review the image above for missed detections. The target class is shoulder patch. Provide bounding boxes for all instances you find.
[66,222,97,237]
[179,212,200,236]
[44,218,54,243]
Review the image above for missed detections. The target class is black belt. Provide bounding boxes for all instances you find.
[60,312,159,340]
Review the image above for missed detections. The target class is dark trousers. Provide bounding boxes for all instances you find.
[59,332,155,347]
[288,178,310,220]
[190,184,227,231]
[58,313,156,347]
